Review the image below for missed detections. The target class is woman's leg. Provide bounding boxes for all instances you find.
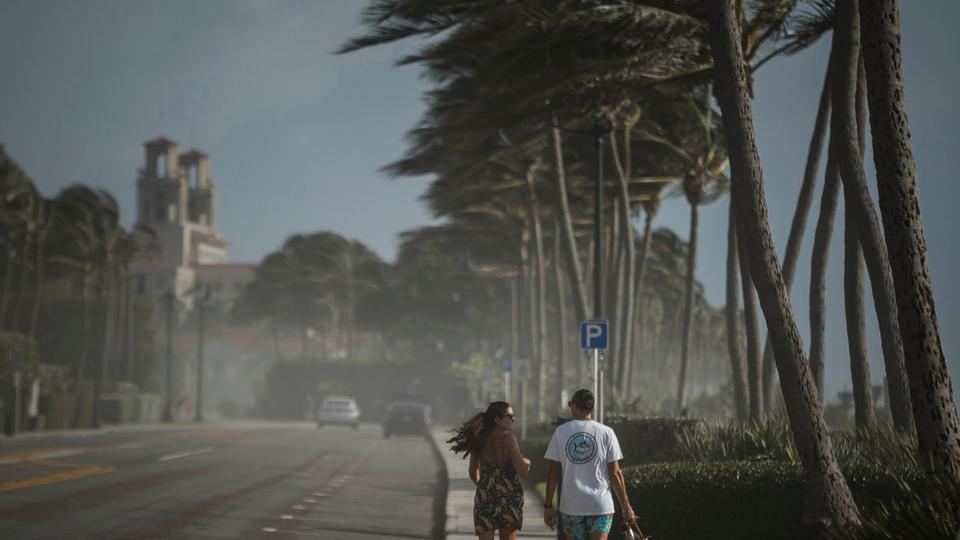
[478,531,495,540]
[497,527,518,540]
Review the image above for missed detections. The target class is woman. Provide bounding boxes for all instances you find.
[449,401,531,540]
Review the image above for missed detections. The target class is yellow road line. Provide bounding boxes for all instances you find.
[0,448,80,463]
[0,465,115,492]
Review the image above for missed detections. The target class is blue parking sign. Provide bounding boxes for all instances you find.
[579,320,608,350]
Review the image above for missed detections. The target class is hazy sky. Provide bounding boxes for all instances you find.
[1,1,957,401]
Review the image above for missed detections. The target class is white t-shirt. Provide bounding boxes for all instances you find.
[544,419,623,516]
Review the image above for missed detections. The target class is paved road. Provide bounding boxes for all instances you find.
[0,421,441,539]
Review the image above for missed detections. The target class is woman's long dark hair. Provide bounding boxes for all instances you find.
[448,401,511,458]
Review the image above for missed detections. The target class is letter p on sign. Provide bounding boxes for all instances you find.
[579,320,608,350]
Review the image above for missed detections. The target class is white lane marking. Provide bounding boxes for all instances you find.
[302,497,317,503]
[292,505,306,510]
[280,514,295,520]
[157,447,214,462]
[262,526,277,533]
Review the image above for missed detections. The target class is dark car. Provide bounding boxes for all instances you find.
[383,400,431,438]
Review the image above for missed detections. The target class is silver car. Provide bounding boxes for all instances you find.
[316,396,360,429]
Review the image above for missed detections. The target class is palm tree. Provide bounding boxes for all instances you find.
[0,152,37,331]
[829,0,912,433]
[27,198,56,338]
[859,0,960,481]
[707,0,860,533]
[737,211,763,421]
[759,60,832,411]
[635,90,729,413]
[725,200,748,423]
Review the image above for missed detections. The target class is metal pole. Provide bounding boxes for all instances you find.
[194,289,206,422]
[504,371,511,403]
[594,121,605,418]
[599,360,605,424]
[592,349,599,408]
[162,291,174,423]
[593,124,605,320]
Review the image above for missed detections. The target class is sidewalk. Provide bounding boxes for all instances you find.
[431,428,555,539]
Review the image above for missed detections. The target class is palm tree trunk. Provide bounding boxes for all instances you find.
[761,61,833,410]
[553,219,568,411]
[726,201,749,423]
[844,207,875,427]
[609,129,636,399]
[549,123,590,322]
[708,1,860,532]
[11,232,32,331]
[73,275,92,427]
[271,314,281,363]
[810,153,841,399]
[113,267,126,381]
[93,263,114,428]
[27,233,47,337]
[629,204,657,398]
[510,275,519,366]
[675,199,699,414]
[860,0,960,481]
[346,288,354,362]
[126,273,135,382]
[524,167,548,422]
[830,0,912,433]
[607,196,625,384]
[738,214,763,421]
[0,242,15,331]
[27,234,46,337]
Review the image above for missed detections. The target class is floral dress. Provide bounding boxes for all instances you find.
[474,460,524,534]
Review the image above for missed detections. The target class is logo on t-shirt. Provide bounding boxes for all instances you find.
[565,432,598,464]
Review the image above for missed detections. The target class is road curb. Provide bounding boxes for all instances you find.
[426,427,449,540]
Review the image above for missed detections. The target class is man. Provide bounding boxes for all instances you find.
[543,389,636,540]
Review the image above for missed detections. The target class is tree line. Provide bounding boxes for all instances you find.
[0,146,160,425]
[332,0,959,535]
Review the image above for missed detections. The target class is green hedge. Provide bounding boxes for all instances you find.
[605,416,703,464]
[610,460,919,540]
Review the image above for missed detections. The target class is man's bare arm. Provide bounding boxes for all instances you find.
[608,460,636,523]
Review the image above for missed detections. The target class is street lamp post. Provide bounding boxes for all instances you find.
[592,119,609,423]
[162,290,174,423]
[194,285,210,422]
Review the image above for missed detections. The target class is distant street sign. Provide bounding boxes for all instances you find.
[580,320,609,350]
[514,358,530,382]
[501,359,512,373]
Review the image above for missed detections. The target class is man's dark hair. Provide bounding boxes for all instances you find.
[571,389,595,413]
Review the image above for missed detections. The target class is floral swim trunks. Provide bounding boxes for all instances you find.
[560,513,614,539]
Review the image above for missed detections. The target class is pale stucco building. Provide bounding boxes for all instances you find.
[130,137,253,310]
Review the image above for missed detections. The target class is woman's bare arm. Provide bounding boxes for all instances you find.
[507,434,531,477]
[468,453,480,485]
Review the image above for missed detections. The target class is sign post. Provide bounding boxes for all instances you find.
[515,358,530,440]
[579,320,608,423]
[501,358,512,403]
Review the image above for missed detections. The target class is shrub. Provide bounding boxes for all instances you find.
[675,416,798,462]
[605,416,703,464]
[614,460,919,540]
